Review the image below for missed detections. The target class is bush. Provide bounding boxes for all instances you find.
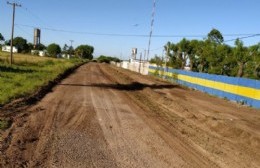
[47,43,61,57]
[97,55,121,63]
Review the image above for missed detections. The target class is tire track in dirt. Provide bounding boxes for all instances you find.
[90,64,188,167]
[0,64,118,167]
[1,63,259,168]
[103,64,260,168]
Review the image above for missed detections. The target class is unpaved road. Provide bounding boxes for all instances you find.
[0,63,260,168]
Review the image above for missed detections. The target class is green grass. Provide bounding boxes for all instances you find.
[0,51,85,105]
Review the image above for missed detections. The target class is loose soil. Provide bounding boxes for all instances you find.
[0,63,259,168]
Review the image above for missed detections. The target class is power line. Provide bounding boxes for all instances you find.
[15,24,260,39]
[20,5,54,29]
[16,24,33,37]
[150,34,260,52]
[15,24,149,37]
[224,34,260,43]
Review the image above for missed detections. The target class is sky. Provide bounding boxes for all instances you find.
[0,0,260,60]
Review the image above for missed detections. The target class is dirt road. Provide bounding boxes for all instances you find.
[1,63,260,168]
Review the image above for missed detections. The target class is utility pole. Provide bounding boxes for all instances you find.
[139,52,142,74]
[142,49,146,71]
[164,45,169,79]
[7,1,21,65]
[69,40,74,59]
[146,0,156,62]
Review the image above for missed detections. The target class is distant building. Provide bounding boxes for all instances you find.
[61,53,72,59]
[2,45,18,53]
[31,50,47,57]
[39,50,46,57]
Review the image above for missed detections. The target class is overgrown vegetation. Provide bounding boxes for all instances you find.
[157,28,260,80]
[0,52,84,105]
[97,55,121,63]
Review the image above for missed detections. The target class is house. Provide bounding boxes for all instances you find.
[2,45,18,53]
[39,50,47,56]
[31,50,47,56]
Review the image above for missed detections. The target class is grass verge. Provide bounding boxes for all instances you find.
[0,52,86,106]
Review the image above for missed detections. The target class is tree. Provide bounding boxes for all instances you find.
[204,29,226,74]
[68,46,74,56]
[5,40,10,45]
[245,44,260,79]
[47,43,61,57]
[28,43,46,50]
[0,33,4,41]
[75,45,94,59]
[207,28,224,44]
[177,38,190,69]
[217,44,233,76]
[62,44,69,56]
[196,40,210,73]
[209,44,232,75]
[27,43,34,51]
[35,43,46,50]
[150,55,163,67]
[233,39,250,77]
[97,55,121,63]
[166,42,182,69]
[12,37,29,53]
[63,44,69,53]
[188,40,201,71]
[162,29,260,80]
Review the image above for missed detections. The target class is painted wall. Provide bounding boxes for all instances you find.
[149,65,260,109]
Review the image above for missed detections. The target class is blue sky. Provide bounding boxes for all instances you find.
[1,0,260,60]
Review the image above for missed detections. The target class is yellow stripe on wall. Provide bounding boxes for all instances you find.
[178,74,260,100]
[149,68,260,100]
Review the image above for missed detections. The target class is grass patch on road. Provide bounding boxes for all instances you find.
[0,52,85,105]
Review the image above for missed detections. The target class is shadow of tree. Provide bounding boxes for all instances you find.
[59,82,181,91]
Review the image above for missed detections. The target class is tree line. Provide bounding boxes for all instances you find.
[151,29,260,80]
[0,34,94,60]
[97,55,121,63]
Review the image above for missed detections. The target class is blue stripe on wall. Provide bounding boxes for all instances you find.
[149,65,260,89]
[148,66,260,109]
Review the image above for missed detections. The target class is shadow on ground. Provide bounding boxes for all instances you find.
[59,82,181,91]
[0,65,35,73]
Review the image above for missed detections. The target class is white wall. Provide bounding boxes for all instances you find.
[39,51,46,57]
[115,59,149,75]
[2,45,18,53]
